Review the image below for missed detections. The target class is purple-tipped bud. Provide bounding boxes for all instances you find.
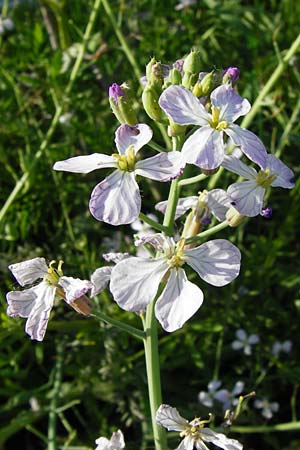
[201,217,211,225]
[223,67,240,83]
[260,206,273,219]
[108,83,124,105]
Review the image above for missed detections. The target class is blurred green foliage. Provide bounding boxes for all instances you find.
[0,0,300,449]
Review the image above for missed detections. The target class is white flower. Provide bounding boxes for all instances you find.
[271,340,292,356]
[198,380,222,408]
[156,404,243,450]
[6,258,93,341]
[214,381,245,411]
[231,329,259,355]
[110,234,241,332]
[90,253,129,297]
[95,429,125,450]
[131,214,158,256]
[254,398,279,419]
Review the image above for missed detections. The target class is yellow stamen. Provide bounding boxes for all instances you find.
[256,169,277,188]
[113,144,136,172]
[209,106,228,130]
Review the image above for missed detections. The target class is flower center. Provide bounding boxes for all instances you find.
[180,416,212,442]
[113,145,136,172]
[209,106,228,130]
[168,239,186,268]
[44,260,64,286]
[256,169,277,188]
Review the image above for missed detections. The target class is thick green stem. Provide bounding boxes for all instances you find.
[143,301,167,450]
[0,0,102,226]
[91,312,145,340]
[230,421,300,433]
[139,213,169,233]
[185,220,229,244]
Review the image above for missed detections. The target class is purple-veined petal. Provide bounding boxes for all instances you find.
[201,428,243,450]
[222,155,257,180]
[227,180,265,216]
[135,151,185,181]
[207,189,231,221]
[8,257,48,286]
[95,430,125,450]
[182,127,224,170]
[265,154,295,188]
[89,170,141,225]
[155,196,198,220]
[211,84,250,123]
[195,440,210,450]
[159,85,209,126]
[58,276,92,304]
[155,268,203,332]
[156,404,188,432]
[115,123,153,155]
[53,154,117,173]
[7,286,40,318]
[90,266,112,296]
[225,125,267,167]
[110,257,169,312]
[102,252,129,263]
[134,233,174,252]
[185,239,241,287]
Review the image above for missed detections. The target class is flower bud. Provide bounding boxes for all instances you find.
[142,84,168,123]
[167,118,186,136]
[108,82,138,126]
[192,82,203,97]
[200,71,214,95]
[226,206,245,227]
[260,206,272,219]
[223,67,240,84]
[183,49,201,75]
[169,67,182,85]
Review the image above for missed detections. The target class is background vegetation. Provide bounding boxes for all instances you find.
[0,0,299,449]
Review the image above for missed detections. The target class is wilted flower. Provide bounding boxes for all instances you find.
[95,429,125,450]
[214,381,245,411]
[159,84,268,170]
[110,234,241,332]
[156,404,243,450]
[271,340,292,356]
[198,380,222,408]
[6,257,93,341]
[254,398,279,419]
[222,154,294,217]
[231,329,259,355]
[54,124,185,225]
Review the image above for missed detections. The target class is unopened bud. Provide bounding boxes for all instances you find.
[226,206,245,227]
[223,67,240,84]
[192,82,203,97]
[169,67,182,85]
[183,49,201,75]
[108,82,138,126]
[142,85,168,123]
[260,206,273,219]
[200,71,214,95]
[167,118,186,136]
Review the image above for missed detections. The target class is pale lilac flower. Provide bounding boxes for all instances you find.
[271,340,292,356]
[254,398,279,419]
[156,189,231,223]
[231,329,259,355]
[159,84,268,170]
[6,258,92,341]
[214,381,245,411]
[110,234,241,332]
[222,154,294,217]
[156,404,243,450]
[54,124,185,225]
[198,380,222,408]
[95,429,125,450]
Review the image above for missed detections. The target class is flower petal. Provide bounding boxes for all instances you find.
[159,85,209,126]
[207,189,231,221]
[102,252,129,263]
[265,154,295,188]
[155,196,198,220]
[232,381,245,395]
[201,428,243,450]
[135,151,185,181]
[7,286,39,318]
[89,170,141,225]
[24,283,56,341]
[115,123,153,155]
[156,404,188,432]
[53,153,117,173]
[211,84,250,123]
[155,268,204,332]
[185,239,241,287]
[222,155,257,180]
[8,257,48,286]
[182,127,224,170]
[225,125,267,167]
[110,257,169,311]
[58,276,92,304]
[236,328,247,340]
[227,180,265,216]
[90,266,112,296]
[231,340,244,350]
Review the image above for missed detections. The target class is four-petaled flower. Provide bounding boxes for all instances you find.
[198,380,222,408]
[95,429,125,450]
[231,329,259,355]
[110,234,241,332]
[159,84,267,170]
[271,340,292,356]
[6,258,93,341]
[213,381,245,411]
[254,398,279,420]
[54,124,185,225]
[156,404,243,450]
[222,154,294,216]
